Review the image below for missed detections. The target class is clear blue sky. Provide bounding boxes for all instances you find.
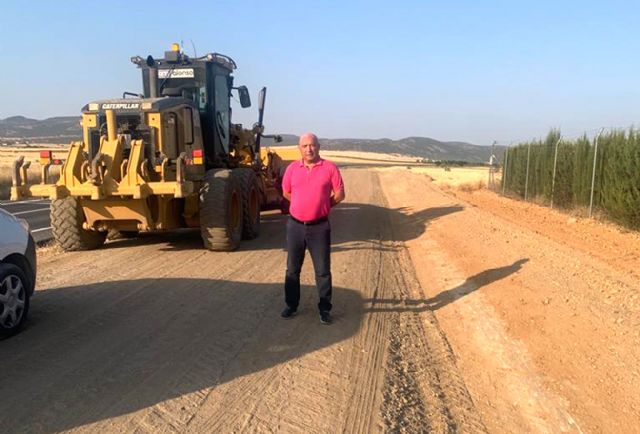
[2,0,639,145]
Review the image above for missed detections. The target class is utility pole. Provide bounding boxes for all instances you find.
[488,141,497,190]
[550,136,562,209]
[502,144,510,194]
[524,141,532,201]
[589,128,605,218]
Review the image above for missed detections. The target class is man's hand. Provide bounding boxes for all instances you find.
[330,189,345,207]
[283,191,292,201]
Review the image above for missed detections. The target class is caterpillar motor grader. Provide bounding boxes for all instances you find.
[11,44,296,251]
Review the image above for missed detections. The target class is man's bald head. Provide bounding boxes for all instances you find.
[298,132,321,165]
[299,133,319,146]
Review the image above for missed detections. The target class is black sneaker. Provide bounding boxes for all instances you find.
[281,306,297,319]
[319,311,332,325]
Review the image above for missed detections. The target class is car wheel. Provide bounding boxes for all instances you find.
[0,263,30,337]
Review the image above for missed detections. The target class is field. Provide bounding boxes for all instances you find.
[0,145,494,199]
[2,149,639,433]
[0,144,65,199]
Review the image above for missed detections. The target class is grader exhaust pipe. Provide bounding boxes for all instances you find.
[254,87,267,165]
[106,109,117,142]
[147,55,158,98]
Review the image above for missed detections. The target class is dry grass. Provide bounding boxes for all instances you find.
[0,172,16,199]
[0,170,61,200]
[457,179,487,192]
[36,239,63,255]
[377,165,497,190]
[0,145,67,166]
[264,148,421,166]
[0,145,65,199]
[322,150,419,165]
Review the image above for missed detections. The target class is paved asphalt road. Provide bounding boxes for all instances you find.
[0,198,52,243]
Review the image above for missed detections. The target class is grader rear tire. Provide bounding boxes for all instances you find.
[51,197,106,251]
[237,168,261,240]
[199,169,243,251]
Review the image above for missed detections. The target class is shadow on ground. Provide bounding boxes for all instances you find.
[366,259,530,312]
[101,202,465,254]
[0,279,363,432]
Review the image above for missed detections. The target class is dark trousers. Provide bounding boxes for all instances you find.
[285,218,332,312]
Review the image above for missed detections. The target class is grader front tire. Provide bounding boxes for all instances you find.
[199,169,243,251]
[51,197,106,251]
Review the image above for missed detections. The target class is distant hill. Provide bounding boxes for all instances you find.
[263,135,504,163]
[0,116,80,143]
[1,116,502,163]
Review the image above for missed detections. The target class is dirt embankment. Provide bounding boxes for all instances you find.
[379,167,640,433]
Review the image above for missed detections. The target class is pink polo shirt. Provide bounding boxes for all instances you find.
[282,158,344,222]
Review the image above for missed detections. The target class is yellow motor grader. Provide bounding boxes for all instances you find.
[11,44,297,251]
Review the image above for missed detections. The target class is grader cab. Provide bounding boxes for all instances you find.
[11,44,291,251]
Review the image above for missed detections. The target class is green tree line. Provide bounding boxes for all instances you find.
[502,128,640,229]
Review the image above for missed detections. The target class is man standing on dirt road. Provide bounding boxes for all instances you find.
[281,133,345,325]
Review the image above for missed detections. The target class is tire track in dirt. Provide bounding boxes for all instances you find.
[372,172,487,434]
[70,235,289,433]
[189,169,396,433]
[3,234,285,432]
[7,242,211,370]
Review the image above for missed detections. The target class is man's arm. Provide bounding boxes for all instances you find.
[282,164,292,201]
[330,189,345,207]
[329,165,345,207]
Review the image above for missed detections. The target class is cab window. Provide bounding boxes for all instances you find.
[184,107,194,144]
[214,75,230,152]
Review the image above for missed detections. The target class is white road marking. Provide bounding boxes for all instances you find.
[31,227,52,233]
[12,207,51,216]
[0,198,50,206]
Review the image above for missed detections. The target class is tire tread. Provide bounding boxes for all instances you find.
[51,197,106,251]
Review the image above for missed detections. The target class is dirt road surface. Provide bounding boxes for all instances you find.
[2,166,638,433]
